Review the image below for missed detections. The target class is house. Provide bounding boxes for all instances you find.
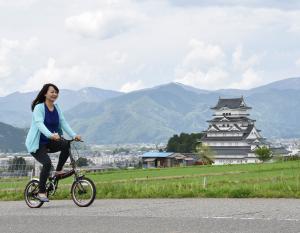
[141,152,194,168]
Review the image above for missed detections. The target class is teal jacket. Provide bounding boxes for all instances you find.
[25,103,76,153]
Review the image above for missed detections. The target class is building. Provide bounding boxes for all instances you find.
[200,97,270,165]
[141,152,194,168]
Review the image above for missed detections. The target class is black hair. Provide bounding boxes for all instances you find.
[31,83,59,111]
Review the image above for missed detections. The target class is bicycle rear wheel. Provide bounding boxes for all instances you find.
[71,177,96,207]
[24,180,44,208]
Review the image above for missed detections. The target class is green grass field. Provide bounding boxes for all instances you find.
[1,160,300,200]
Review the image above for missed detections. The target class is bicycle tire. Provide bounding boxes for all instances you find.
[71,177,96,207]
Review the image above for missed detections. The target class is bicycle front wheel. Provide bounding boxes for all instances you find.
[71,177,96,207]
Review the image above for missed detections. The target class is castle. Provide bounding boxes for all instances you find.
[201,97,269,165]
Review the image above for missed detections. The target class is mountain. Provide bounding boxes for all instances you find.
[65,83,220,144]
[0,122,27,152]
[65,78,300,144]
[0,87,123,128]
[250,77,300,93]
[1,77,300,147]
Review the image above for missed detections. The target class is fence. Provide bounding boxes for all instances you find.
[0,164,35,178]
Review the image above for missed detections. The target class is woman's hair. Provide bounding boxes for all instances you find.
[31,83,59,111]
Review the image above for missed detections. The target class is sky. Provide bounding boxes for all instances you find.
[1,0,300,96]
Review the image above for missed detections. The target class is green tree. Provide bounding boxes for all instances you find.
[166,133,203,153]
[8,156,27,171]
[255,146,272,162]
[195,143,215,165]
[76,157,88,167]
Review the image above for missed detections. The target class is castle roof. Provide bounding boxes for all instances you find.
[211,97,251,110]
[207,116,255,123]
[201,124,260,142]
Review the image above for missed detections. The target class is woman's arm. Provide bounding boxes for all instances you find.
[33,105,53,138]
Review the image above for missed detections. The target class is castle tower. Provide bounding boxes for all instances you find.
[201,97,269,165]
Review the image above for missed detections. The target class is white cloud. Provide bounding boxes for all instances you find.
[182,39,225,68]
[0,39,19,78]
[232,45,261,71]
[23,37,39,51]
[108,51,128,64]
[21,58,96,92]
[176,67,229,89]
[0,0,37,7]
[120,80,144,92]
[1,1,300,96]
[65,3,146,39]
[175,39,263,90]
[295,58,300,67]
[230,68,262,89]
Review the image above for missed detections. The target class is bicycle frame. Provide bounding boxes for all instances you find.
[47,138,84,195]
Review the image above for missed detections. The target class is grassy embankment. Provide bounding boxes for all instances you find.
[0,160,300,200]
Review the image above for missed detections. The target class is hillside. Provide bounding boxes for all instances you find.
[0,122,27,152]
[66,78,300,143]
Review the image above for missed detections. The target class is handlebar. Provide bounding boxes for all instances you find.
[58,137,84,143]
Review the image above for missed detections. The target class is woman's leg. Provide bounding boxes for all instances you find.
[31,145,52,193]
[47,140,70,172]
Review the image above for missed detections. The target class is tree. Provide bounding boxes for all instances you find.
[76,157,88,167]
[8,156,27,171]
[255,146,272,162]
[166,133,203,153]
[195,143,215,165]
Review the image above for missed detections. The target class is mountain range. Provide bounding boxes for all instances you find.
[0,122,27,152]
[0,77,300,149]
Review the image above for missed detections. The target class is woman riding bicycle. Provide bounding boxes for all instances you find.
[25,83,81,202]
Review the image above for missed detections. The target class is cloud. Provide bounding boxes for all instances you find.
[182,39,225,69]
[21,57,96,92]
[0,37,38,79]
[230,68,262,89]
[176,67,229,89]
[65,3,146,39]
[0,39,19,78]
[295,58,300,67]
[168,0,300,9]
[1,1,300,96]
[120,80,144,92]
[108,51,128,64]
[175,39,263,90]
[232,45,261,71]
[0,0,37,7]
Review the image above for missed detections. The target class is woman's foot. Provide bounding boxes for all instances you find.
[36,193,49,202]
[55,170,66,176]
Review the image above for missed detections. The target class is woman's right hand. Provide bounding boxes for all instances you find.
[51,133,60,141]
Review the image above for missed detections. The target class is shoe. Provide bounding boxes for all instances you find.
[55,170,66,176]
[36,193,49,202]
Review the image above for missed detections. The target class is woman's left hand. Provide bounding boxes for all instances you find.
[74,135,82,141]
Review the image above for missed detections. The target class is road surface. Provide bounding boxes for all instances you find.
[0,198,299,233]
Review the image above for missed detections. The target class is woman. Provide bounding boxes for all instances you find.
[25,83,81,202]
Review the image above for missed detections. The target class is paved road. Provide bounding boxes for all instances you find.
[0,198,299,233]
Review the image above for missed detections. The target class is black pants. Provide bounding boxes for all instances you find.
[31,140,70,193]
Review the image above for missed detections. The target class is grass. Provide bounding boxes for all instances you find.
[0,160,300,200]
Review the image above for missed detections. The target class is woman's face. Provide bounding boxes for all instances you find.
[45,86,59,102]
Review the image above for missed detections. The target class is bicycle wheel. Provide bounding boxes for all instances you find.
[24,180,44,208]
[71,177,96,207]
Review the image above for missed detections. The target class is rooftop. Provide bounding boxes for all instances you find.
[142,152,174,158]
[211,97,251,110]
